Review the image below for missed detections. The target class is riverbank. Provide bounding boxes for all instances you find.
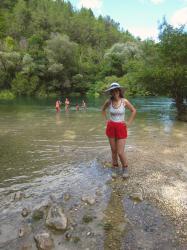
[0,139,186,250]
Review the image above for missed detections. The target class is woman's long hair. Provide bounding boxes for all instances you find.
[110,88,124,100]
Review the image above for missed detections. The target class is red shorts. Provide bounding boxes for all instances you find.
[106,120,127,139]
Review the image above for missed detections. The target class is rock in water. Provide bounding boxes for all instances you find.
[32,208,45,221]
[20,242,32,250]
[13,191,24,201]
[63,192,71,201]
[129,192,143,202]
[18,224,31,238]
[81,195,96,205]
[34,232,54,250]
[21,208,30,217]
[45,205,68,231]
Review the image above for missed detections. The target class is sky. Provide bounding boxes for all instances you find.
[66,0,187,40]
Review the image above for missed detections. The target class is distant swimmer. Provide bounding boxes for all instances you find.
[55,99,61,112]
[65,98,70,112]
[76,103,79,111]
[81,100,87,110]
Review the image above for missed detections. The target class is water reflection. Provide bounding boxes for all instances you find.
[55,112,62,125]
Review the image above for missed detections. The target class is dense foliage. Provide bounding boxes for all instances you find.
[0,0,186,119]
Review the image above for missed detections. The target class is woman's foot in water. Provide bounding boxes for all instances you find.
[122,166,129,179]
[111,165,121,178]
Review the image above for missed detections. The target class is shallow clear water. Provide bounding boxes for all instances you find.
[0,96,186,188]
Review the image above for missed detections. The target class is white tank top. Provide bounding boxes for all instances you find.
[109,99,125,122]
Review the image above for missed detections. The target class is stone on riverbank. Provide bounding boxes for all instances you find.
[45,205,68,231]
[34,231,54,250]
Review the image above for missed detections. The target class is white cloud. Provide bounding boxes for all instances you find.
[77,0,102,10]
[127,26,158,40]
[138,0,164,4]
[171,7,187,26]
[150,0,164,4]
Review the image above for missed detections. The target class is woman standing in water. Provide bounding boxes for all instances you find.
[81,100,87,110]
[55,99,61,112]
[102,82,136,178]
[65,98,70,112]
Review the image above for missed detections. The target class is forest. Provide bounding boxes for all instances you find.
[0,0,186,120]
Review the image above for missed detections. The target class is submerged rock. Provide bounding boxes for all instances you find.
[12,191,24,201]
[18,224,31,238]
[81,195,96,205]
[49,194,58,205]
[20,242,33,250]
[82,215,94,223]
[95,189,102,196]
[21,243,33,250]
[19,227,25,238]
[21,208,30,217]
[32,209,44,221]
[129,192,143,202]
[63,192,71,201]
[65,232,72,240]
[34,231,54,250]
[45,205,68,231]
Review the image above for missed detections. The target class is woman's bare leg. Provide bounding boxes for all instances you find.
[108,137,118,167]
[116,139,128,167]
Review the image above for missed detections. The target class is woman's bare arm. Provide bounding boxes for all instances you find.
[101,99,110,121]
[124,99,136,126]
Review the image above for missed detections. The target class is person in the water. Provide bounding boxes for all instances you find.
[65,98,70,112]
[81,100,87,110]
[55,99,61,112]
[76,103,79,111]
[102,82,136,179]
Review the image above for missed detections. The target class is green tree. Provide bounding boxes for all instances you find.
[103,41,142,77]
[45,34,78,93]
[12,72,39,96]
[138,21,187,121]
[8,0,31,38]
[0,50,21,88]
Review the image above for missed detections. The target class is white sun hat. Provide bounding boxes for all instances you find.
[105,82,124,92]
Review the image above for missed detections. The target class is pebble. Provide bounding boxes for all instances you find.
[130,192,143,202]
[87,232,91,236]
[21,208,30,217]
[64,193,71,201]
[65,232,72,240]
[81,195,96,205]
[13,191,24,201]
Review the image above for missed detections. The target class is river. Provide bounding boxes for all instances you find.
[0,97,186,250]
